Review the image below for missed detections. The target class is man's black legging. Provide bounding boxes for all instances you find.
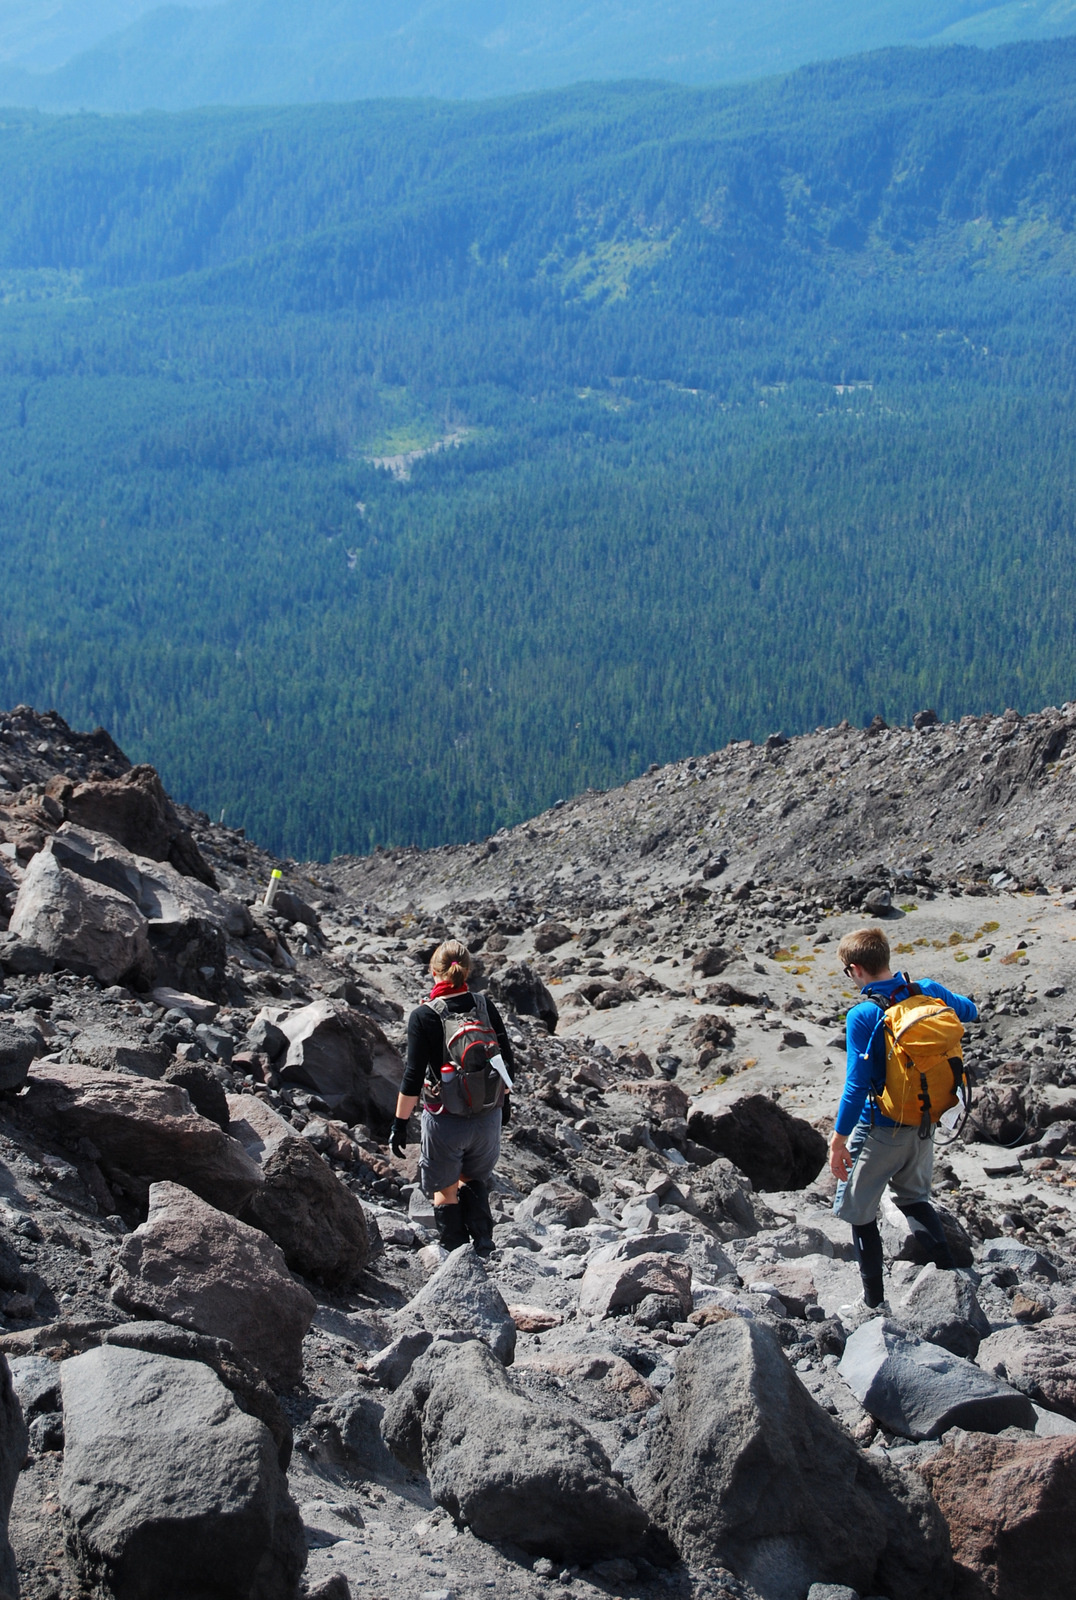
[851,1222,885,1307]
[896,1200,956,1269]
[853,1202,955,1307]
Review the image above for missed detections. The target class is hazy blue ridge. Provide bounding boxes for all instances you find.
[0,0,1075,111]
[0,42,1075,857]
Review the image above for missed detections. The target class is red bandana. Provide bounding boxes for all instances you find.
[429,980,468,1000]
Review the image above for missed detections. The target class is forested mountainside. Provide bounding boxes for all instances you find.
[1,42,1075,858]
[0,0,1074,110]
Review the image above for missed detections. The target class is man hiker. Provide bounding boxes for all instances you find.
[828,925,977,1310]
[389,938,514,1256]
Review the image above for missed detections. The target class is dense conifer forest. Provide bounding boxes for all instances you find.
[1,41,1075,857]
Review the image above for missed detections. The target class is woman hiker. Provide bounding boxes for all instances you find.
[389,939,514,1255]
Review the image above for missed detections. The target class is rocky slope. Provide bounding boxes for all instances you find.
[0,700,1074,1600]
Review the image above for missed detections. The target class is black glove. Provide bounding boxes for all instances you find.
[501,1096,511,1126]
[389,1116,409,1159]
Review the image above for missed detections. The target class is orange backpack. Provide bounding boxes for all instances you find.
[868,982,968,1138]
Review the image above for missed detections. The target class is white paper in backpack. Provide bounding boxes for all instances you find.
[490,1054,514,1091]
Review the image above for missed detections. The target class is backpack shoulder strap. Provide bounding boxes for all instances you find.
[427,998,449,1017]
[471,990,491,1023]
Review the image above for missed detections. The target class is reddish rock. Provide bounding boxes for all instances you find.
[977,1315,1076,1422]
[918,1430,1076,1600]
[111,1182,315,1389]
[616,1081,690,1120]
[21,1063,262,1214]
[46,764,216,884]
[577,1252,692,1321]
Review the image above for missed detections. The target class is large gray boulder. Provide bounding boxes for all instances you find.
[0,1016,44,1091]
[634,1317,951,1600]
[391,1245,516,1364]
[382,1338,647,1562]
[100,1322,292,1469]
[879,1193,974,1268]
[839,1318,1036,1440]
[60,1344,305,1600]
[0,1356,27,1600]
[895,1264,991,1358]
[976,1315,1076,1422]
[48,823,246,993]
[8,848,153,986]
[276,1000,400,1124]
[21,1063,262,1214]
[486,962,558,1033]
[514,1181,595,1230]
[228,1096,370,1288]
[110,1182,315,1389]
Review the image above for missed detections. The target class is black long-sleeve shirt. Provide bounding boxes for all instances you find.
[401,988,515,1101]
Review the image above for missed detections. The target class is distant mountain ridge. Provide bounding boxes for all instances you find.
[0,0,1075,111]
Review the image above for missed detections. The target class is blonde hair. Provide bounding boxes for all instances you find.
[430,939,472,987]
[837,926,891,976]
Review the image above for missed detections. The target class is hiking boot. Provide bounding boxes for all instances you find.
[433,1203,469,1252]
[458,1180,496,1258]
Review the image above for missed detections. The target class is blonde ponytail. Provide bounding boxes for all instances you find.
[430,939,472,987]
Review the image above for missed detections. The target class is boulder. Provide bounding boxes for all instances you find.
[391,1246,515,1364]
[276,1000,400,1124]
[382,1337,648,1562]
[533,921,572,954]
[838,1318,1036,1440]
[616,1081,690,1120]
[0,1016,44,1090]
[895,1265,991,1358]
[60,1345,305,1600]
[486,962,559,1034]
[306,1389,405,1482]
[978,1238,1057,1280]
[740,1261,818,1319]
[691,946,731,979]
[687,1093,827,1191]
[21,1063,262,1214]
[47,764,216,885]
[64,1023,170,1079]
[917,1430,1076,1600]
[100,1320,292,1469]
[228,1095,370,1288]
[8,849,153,986]
[577,1250,692,1321]
[634,1317,951,1600]
[967,1083,1032,1146]
[879,1193,975,1268]
[976,1315,1076,1422]
[675,1157,776,1239]
[0,1356,27,1600]
[151,987,219,1024]
[110,1182,315,1388]
[514,1181,595,1230]
[165,1062,229,1129]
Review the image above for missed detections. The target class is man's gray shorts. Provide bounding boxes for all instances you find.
[833,1120,936,1227]
[419,1106,501,1197]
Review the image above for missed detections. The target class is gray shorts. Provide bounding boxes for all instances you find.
[419,1106,501,1197]
[833,1120,936,1227]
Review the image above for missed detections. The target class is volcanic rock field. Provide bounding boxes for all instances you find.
[0,700,1074,1600]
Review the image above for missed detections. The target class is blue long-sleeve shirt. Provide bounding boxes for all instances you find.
[835,973,978,1136]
